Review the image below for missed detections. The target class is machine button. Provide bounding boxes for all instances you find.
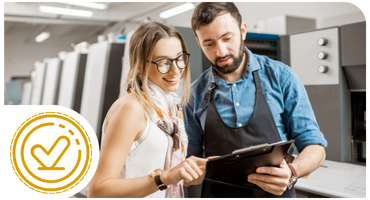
[318,51,328,60]
[317,38,328,46]
[318,65,329,73]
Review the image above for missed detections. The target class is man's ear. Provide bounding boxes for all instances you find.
[241,22,247,41]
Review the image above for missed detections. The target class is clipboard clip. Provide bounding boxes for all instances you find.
[232,143,269,154]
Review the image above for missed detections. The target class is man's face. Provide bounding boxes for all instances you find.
[196,13,247,74]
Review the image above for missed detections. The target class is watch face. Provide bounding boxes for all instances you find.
[151,169,163,178]
[288,176,297,190]
[153,169,163,176]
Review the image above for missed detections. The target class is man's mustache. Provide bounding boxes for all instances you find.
[215,54,235,63]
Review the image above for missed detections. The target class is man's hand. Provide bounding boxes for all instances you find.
[247,159,291,196]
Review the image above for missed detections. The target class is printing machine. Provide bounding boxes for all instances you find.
[57,51,87,113]
[290,21,366,197]
[30,61,47,105]
[41,57,63,105]
[290,21,366,164]
[79,41,125,147]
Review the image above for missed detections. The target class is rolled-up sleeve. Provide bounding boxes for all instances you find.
[281,67,328,152]
[183,98,204,158]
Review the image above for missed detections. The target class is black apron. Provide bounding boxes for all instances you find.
[200,70,296,198]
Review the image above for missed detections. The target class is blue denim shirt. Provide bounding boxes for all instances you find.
[184,47,328,158]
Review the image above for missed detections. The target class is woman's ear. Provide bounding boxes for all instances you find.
[136,73,143,87]
[137,67,142,75]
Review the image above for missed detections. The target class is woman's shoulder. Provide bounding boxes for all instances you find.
[110,95,145,118]
[105,94,147,131]
[115,94,143,109]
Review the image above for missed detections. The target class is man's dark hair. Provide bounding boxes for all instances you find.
[191,2,242,37]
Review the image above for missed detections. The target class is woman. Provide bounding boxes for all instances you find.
[88,21,207,198]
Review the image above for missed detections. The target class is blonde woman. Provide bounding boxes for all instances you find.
[88,22,207,198]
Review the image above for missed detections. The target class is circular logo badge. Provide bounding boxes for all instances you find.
[10,112,93,194]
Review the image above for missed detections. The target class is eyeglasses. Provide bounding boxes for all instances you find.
[148,52,190,74]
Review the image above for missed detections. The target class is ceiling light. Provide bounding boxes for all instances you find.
[57,2,108,10]
[35,32,50,43]
[160,3,194,19]
[39,6,93,17]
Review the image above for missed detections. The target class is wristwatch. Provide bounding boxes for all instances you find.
[150,169,167,191]
[286,163,298,190]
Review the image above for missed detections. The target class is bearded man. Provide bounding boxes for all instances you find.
[184,2,328,198]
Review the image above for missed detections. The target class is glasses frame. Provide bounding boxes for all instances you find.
[148,52,190,74]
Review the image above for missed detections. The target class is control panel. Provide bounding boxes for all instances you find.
[290,27,339,85]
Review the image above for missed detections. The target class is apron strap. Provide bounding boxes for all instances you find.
[252,70,263,93]
[200,83,216,109]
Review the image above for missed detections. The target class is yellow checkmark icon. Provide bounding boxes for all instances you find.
[30,135,71,170]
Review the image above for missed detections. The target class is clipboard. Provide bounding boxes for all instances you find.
[201,140,295,197]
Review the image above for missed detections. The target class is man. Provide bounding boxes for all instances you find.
[184,2,328,197]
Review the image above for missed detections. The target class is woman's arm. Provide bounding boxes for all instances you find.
[88,97,207,198]
[88,97,159,198]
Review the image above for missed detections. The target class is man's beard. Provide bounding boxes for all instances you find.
[207,35,245,75]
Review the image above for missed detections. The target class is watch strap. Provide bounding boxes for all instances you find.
[287,163,297,177]
[284,153,295,164]
[287,163,298,190]
[154,175,167,191]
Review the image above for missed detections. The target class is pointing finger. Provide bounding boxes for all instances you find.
[190,156,208,166]
[186,158,203,176]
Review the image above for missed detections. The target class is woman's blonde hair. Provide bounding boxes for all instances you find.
[123,21,191,116]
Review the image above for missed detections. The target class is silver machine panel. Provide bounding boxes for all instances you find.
[340,22,366,164]
[21,82,32,105]
[41,57,63,105]
[30,62,46,105]
[58,51,87,112]
[290,27,351,162]
[80,41,124,145]
[290,28,339,85]
[341,22,366,91]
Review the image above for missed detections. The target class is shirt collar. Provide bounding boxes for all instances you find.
[208,46,261,85]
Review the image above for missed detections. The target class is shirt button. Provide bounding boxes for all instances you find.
[233,83,237,87]
[238,123,242,127]
[236,103,240,107]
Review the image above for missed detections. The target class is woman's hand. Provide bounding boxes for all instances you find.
[161,156,207,186]
[182,156,219,186]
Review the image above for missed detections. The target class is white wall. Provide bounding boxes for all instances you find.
[4,24,96,83]
[100,21,139,38]
[318,11,365,29]
[1,28,66,90]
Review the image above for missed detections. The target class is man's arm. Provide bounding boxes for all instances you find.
[292,144,325,177]
[248,65,328,196]
[183,96,204,158]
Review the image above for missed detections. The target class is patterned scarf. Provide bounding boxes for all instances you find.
[128,79,188,198]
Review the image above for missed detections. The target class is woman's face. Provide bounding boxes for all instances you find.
[147,37,185,92]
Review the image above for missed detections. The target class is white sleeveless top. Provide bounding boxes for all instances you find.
[101,107,169,198]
